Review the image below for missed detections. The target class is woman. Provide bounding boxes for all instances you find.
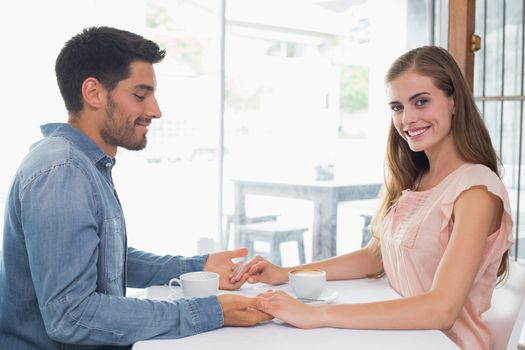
[229,46,513,350]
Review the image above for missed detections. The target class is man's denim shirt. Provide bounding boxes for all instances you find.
[0,123,223,350]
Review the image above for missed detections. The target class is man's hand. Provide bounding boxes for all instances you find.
[229,255,289,285]
[218,294,273,326]
[204,248,249,290]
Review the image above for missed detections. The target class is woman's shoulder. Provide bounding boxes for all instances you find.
[453,163,501,184]
[444,162,509,203]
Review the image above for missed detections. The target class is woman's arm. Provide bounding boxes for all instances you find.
[230,238,383,285]
[258,186,504,330]
[292,240,384,281]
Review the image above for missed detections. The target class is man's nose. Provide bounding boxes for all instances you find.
[146,97,162,119]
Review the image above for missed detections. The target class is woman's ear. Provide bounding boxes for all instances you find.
[81,77,106,109]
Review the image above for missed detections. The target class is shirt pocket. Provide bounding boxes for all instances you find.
[102,216,125,282]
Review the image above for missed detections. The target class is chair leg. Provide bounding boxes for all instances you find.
[222,215,233,250]
[246,237,255,259]
[297,239,306,264]
[239,232,252,257]
[360,215,372,248]
[270,240,282,265]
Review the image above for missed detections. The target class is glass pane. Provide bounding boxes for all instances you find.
[0,0,221,256]
[484,0,504,97]
[483,101,503,158]
[503,0,524,96]
[474,0,486,97]
[223,0,432,262]
[117,0,221,256]
[433,0,449,47]
[406,0,433,47]
[519,116,525,262]
[502,102,522,189]
[501,102,522,259]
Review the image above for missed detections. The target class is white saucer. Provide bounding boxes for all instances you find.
[289,288,339,304]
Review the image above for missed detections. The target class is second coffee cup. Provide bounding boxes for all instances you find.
[169,271,219,298]
[289,269,326,300]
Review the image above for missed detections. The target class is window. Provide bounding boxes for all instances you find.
[0,0,435,261]
[0,0,222,256]
[222,0,436,262]
[472,0,524,263]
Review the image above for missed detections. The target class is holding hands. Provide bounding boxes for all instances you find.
[204,248,252,290]
[204,248,274,326]
[228,254,323,329]
[257,290,323,329]
[217,294,273,326]
[229,255,289,285]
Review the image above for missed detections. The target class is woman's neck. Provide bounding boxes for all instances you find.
[417,145,466,191]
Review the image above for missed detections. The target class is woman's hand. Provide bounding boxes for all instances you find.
[218,294,273,326]
[229,255,289,285]
[256,290,323,329]
[204,248,250,290]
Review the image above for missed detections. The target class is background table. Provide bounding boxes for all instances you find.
[233,179,382,260]
[133,278,459,350]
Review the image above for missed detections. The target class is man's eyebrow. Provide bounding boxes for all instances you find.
[389,92,430,105]
[134,84,155,92]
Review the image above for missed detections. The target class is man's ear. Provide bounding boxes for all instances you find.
[81,77,106,109]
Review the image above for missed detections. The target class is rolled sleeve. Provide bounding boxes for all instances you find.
[127,248,208,288]
[40,291,224,344]
[181,295,224,334]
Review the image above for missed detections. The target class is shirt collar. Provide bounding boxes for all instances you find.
[40,123,113,167]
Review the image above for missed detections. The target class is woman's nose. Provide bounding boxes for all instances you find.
[402,107,417,125]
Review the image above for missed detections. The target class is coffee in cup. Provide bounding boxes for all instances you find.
[169,271,219,298]
[288,269,326,300]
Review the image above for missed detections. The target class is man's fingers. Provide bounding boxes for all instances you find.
[250,307,274,321]
[220,295,274,326]
[225,308,272,326]
[226,247,248,259]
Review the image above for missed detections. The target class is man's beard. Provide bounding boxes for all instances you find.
[100,96,147,151]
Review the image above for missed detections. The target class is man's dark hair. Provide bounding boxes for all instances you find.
[55,26,166,114]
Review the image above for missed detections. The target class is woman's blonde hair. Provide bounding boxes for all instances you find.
[371,46,508,281]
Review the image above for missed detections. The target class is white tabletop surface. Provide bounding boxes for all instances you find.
[133,278,459,350]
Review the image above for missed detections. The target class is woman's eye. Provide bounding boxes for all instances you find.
[390,104,402,112]
[415,98,428,107]
[134,94,145,101]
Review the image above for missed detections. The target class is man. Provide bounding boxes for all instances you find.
[0,26,270,350]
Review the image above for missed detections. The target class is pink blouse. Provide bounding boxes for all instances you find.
[380,163,514,350]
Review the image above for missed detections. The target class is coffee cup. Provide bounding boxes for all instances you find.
[169,271,219,298]
[289,269,326,300]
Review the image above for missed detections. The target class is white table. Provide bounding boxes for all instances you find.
[133,278,459,350]
[233,179,382,260]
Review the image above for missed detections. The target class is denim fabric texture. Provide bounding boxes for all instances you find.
[0,123,223,350]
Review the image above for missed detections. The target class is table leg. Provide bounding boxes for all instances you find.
[312,194,338,260]
[233,183,246,249]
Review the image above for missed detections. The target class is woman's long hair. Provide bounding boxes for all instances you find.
[371,46,508,281]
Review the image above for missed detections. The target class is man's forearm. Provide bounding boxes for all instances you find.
[126,247,208,288]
